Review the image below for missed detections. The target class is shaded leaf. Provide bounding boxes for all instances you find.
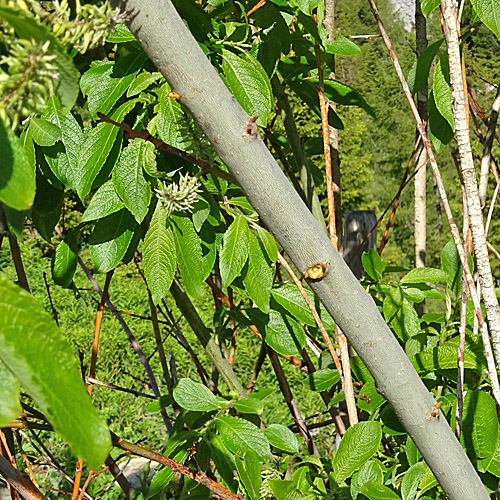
[263,309,305,356]
[51,230,78,288]
[0,275,110,469]
[143,204,176,304]
[235,450,261,500]
[0,359,21,427]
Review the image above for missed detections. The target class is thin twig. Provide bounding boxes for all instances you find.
[368,0,500,406]
[96,112,237,186]
[72,271,113,500]
[111,433,239,500]
[42,272,59,326]
[84,377,155,399]
[246,342,267,394]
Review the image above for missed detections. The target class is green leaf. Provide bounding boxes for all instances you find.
[43,99,84,190]
[107,23,136,43]
[401,462,428,500]
[304,368,340,391]
[208,433,239,492]
[235,450,262,500]
[412,337,485,372]
[76,99,139,200]
[296,0,320,15]
[441,241,462,298]
[420,0,440,17]
[222,50,273,127]
[432,55,454,131]
[243,231,273,313]
[357,381,386,414]
[268,479,304,500]
[324,35,361,56]
[89,209,137,273]
[263,309,305,356]
[112,139,152,224]
[351,460,385,500]
[82,181,124,222]
[216,415,270,458]
[233,398,264,415]
[0,6,79,113]
[173,378,224,412]
[0,275,110,469]
[401,267,447,283]
[487,435,500,477]
[156,82,192,150]
[3,206,28,240]
[0,118,35,210]
[406,436,421,466]
[390,299,420,340]
[143,204,176,304]
[320,79,376,118]
[359,481,401,499]
[31,174,64,242]
[332,421,382,483]
[80,50,147,120]
[287,79,344,129]
[127,71,162,97]
[461,391,498,467]
[220,215,250,288]
[362,250,386,281]
[407,39,443,95]
[0,359,21,427]
[254,225,278,262]
[51,231,78,288]
[471,0,500,38]
[29,118,61,147]
[264,424,299,453]
[271,284,334,329]
[428,90,454,153]
[171,214,205,299]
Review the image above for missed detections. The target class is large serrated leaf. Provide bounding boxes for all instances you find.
[265,424,299,453]
[0,118,35,210]
[222,50,273,127]
[271,284,334,329]
[0,275,111,469]
[433,55,454,131]
[171,214,205,299]
[243,231,273,313]
[29,117,61,147]
[76,99,138,200]
[351,460,385,500]
[220,215,250,288]
[263,309,305,356]
[407,39,443,95]
[89,209,137,273]
[401,462,428,500]
[235,450,261,500]
[156,82,192,150]
[461,391,498,467]
[173,378,224,412]
[51,231,78,288]
[0,6,79,113]
[80,50,147,120]
[359,481,401,499]
[143,204,176,304]
[471,0,500,38]
[401,267,447,283]
[112,139,152,223]
[82,181,124,222]
[428,90,454,153]
[216,415,270,458]
[332,421,382,483]
[0,359,21,427]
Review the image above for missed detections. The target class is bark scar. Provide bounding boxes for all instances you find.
[242,115,259,140]
[303,262,328,280]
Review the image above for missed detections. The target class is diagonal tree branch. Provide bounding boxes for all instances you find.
[115,1,490,497]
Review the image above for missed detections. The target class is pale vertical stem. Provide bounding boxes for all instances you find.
[320,0,357,427]
[479,87,500,208]
[456,191,468,439]
[368,0,500,402]
[414,0,427,273]
[440,0,500,371]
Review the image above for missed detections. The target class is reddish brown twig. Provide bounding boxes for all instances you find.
[96,112,237,185]
[246,0,266,16]
[378,136,424,254]
[111,433,239,500]
[0,454,46,500]
[72,271,113,500]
